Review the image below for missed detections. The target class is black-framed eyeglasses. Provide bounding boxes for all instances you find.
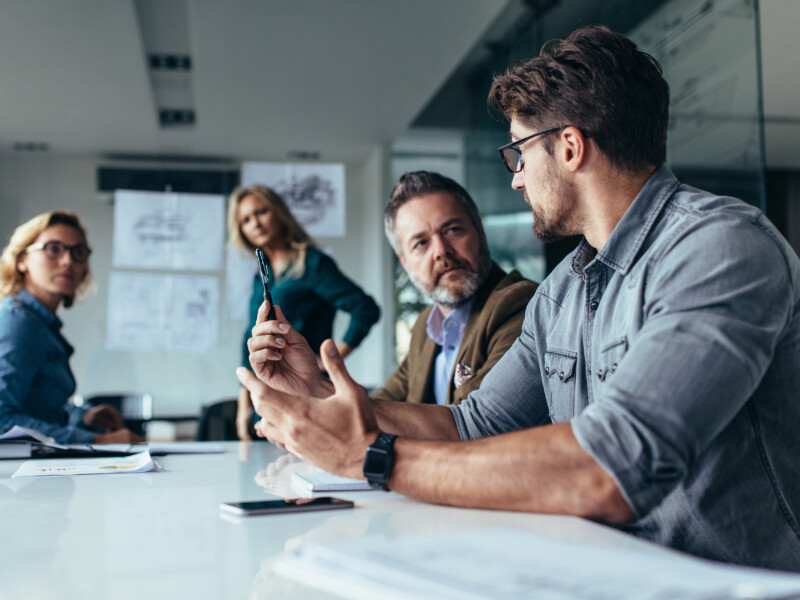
[26,240,92,264]
[497,125,566,173]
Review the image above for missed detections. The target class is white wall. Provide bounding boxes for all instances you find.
[0,152,392,417]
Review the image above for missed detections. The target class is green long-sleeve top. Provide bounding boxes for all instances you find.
[241,246,380,366]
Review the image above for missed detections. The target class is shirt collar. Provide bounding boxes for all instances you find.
[426,297,475,346]
[16,288,63,332]
[572,165,680,275]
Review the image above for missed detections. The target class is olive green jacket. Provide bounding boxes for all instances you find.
[371,263,537,406]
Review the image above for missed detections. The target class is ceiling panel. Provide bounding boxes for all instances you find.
[0,0,509,163]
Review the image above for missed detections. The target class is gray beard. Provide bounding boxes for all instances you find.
[407,245,492,309]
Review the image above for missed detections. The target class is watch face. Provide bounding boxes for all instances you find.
[363,447,388,480]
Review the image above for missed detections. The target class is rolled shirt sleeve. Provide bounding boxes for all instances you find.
[571,212,795,517]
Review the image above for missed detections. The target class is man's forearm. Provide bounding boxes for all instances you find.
[386,422,635,523]
[370,398,461,441]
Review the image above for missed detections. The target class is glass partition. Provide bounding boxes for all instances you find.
[390,0,765,363]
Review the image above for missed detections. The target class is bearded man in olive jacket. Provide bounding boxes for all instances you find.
[371,171,536,406]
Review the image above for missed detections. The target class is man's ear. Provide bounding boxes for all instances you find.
[560,126,587,172]
[397,253,406,269]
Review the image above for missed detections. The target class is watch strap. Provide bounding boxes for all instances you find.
[362,432,397,491]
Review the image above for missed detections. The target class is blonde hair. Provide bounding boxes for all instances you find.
[0,211,93,309]
[227,184,316,279]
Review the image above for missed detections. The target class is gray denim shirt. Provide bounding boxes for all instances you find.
[451,166,800,571]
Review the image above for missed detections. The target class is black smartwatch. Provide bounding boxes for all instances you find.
[362,432,397,491]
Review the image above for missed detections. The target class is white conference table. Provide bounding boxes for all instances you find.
[0,441,666,599]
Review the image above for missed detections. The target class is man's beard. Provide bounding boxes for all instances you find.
[407,240,492,309]
[527,161,576,243]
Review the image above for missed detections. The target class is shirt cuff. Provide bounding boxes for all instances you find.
[571,403,684,519]
[448,405,470,440]
[69,426,96,444]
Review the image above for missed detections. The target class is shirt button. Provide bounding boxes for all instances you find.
[448,345,455,350]
[590,300,599,310]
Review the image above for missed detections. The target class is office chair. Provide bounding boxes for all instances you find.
[74,393,153,437]
[196,398,238,441]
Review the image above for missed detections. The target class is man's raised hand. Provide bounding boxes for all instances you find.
[247,302,332,398]
[237,339,379,479]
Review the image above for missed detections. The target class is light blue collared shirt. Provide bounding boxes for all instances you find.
[426,298,474,405]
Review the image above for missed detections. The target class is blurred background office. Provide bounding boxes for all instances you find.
[0,0,797,433]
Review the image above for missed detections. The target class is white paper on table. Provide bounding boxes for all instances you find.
[240,162,346,238]
[0,425,63,447]
[274,529,800,600]
[112,190,224,271]
[12,451,157,478]
[106,272,219,352]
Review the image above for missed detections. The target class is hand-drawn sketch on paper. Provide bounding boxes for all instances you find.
[106,272,219,353]
[241,162,346,237]
[113,190,225,271]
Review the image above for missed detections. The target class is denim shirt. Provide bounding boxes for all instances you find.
[452,166,800,570]
[0,289,93,443]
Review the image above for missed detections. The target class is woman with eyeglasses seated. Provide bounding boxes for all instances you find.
[0,211,142,444]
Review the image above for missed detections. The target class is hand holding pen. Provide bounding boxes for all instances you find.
[245,298,333,398]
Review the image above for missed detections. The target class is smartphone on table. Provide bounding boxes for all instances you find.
[220,497,354,517]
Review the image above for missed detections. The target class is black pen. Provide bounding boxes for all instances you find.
[255,248,278,322]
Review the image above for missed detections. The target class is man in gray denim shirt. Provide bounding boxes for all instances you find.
[238,25,800,571]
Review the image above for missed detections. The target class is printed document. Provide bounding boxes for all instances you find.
[275,529,800,600]
[12,451,157,478]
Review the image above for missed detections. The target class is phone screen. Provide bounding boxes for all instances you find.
[220,497,354,516]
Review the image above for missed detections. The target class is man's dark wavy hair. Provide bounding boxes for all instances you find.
[488,25,670,171]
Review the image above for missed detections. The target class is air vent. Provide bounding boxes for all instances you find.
[287,151,322,161]
[159,109,196,126]
[148,53,192,71]
[134,0,196,129]
[13,142,50,152]
[97,166,239,196]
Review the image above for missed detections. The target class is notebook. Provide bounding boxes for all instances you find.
[291,470,372,492]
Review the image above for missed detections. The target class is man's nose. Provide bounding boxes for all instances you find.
[511,169,525,190]
[431,235,452,260]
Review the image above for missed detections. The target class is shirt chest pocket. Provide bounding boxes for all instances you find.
[544,349,578,422]
[594,336,628,384]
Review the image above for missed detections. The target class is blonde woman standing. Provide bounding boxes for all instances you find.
[228,185,380,440]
